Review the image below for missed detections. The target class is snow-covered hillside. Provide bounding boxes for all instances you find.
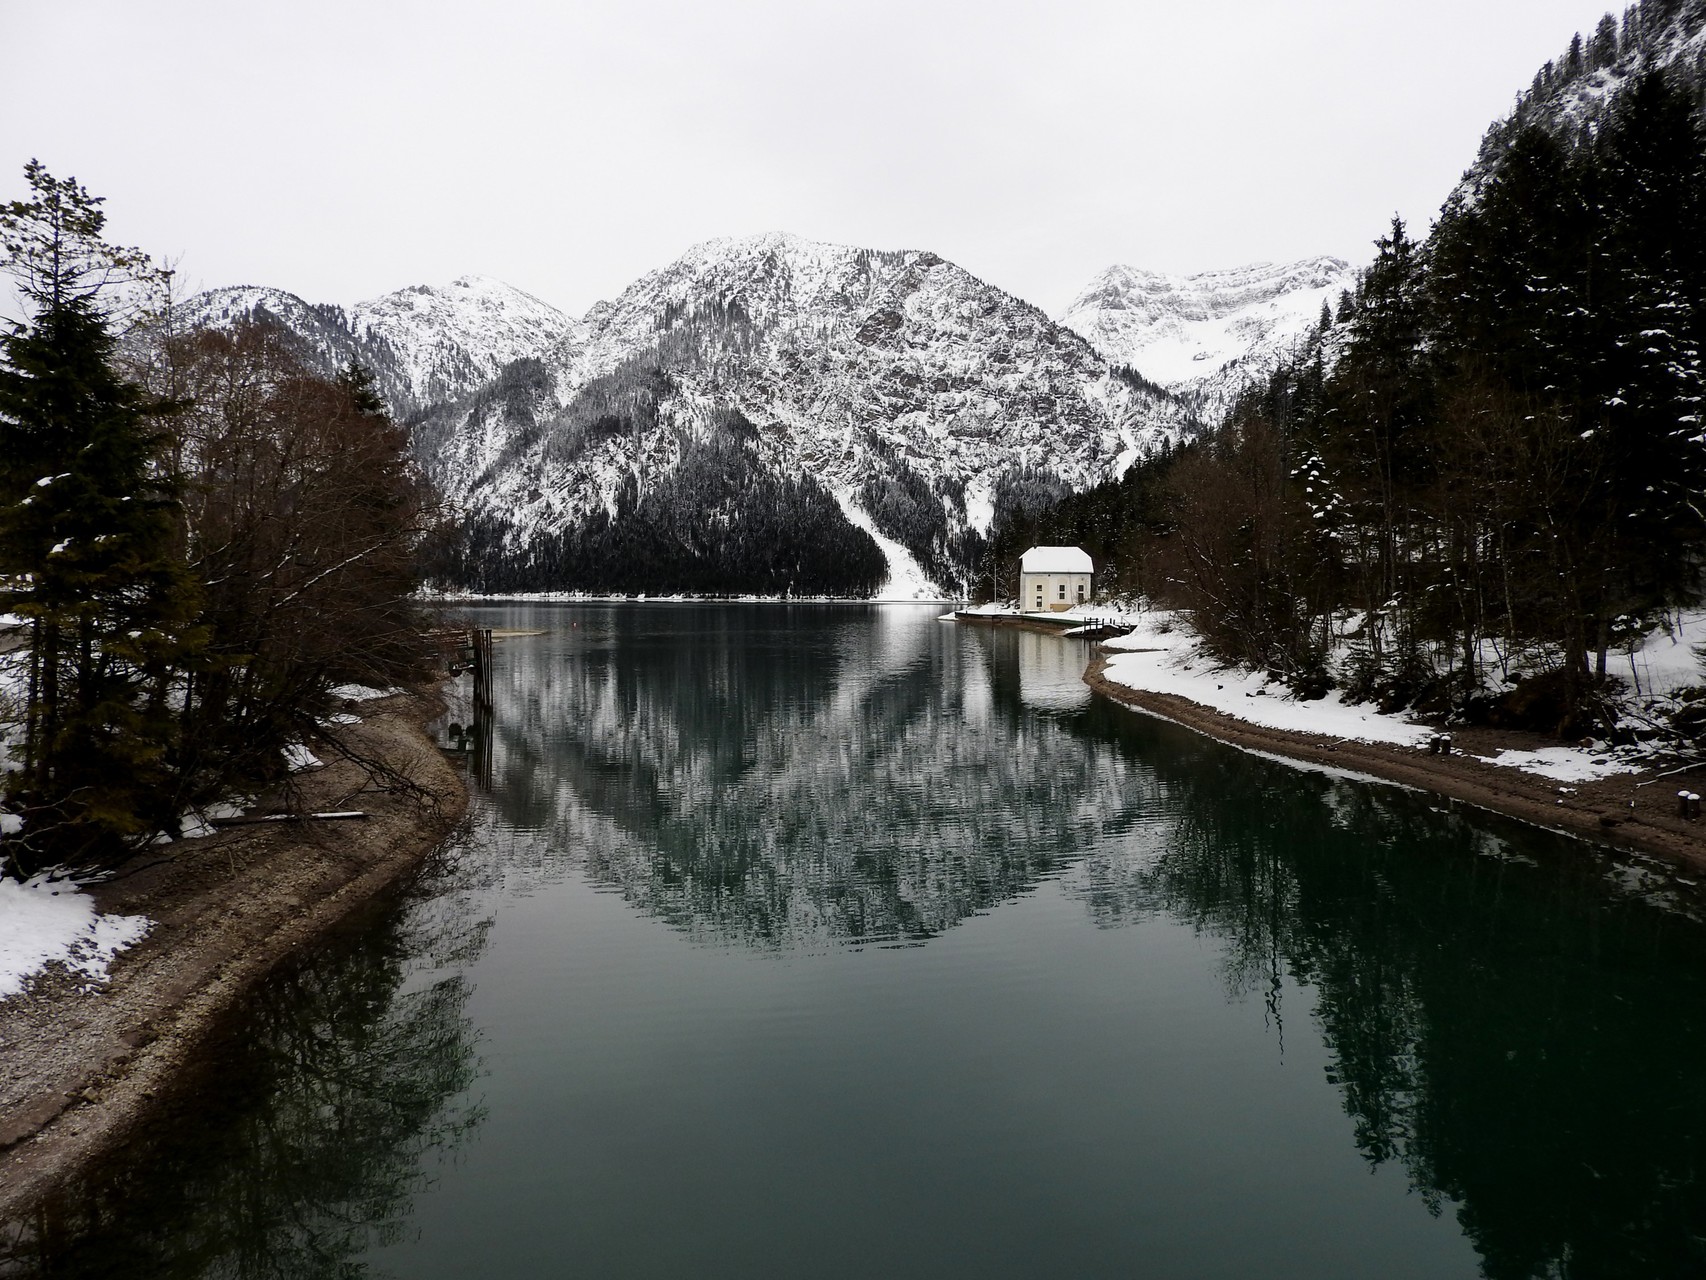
[418,232,1198,594]
[171,285,375,381]
[175,234,1198,595]
[1058,257,1357,423]
[1460,0,1706,200]
[173,277,581,420]
[350,275,581,417]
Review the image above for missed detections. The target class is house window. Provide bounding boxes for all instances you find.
[1058,584,1066,600]
[1077,584,1085,602]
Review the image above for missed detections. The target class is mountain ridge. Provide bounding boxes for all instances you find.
[1058,255,1358,424]
[174,232,1202,596]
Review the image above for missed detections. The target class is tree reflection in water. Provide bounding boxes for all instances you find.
[1067,704,1706,1280]
[477,607,1706,1276]
[9,606,1705,1278]
[0,842,492,1279]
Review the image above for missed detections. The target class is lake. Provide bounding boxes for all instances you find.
[9,604,1706,1278]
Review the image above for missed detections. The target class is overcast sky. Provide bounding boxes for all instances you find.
[4,0,1620,318]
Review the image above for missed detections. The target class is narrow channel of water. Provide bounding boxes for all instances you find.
[7,604,1706,1278]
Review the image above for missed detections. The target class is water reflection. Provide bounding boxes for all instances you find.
[1,845,492,1279]
[1063,716,1706,1279]
[476,607,1168,947]
[470,605,1706,1275]
[8,605,1706,1278]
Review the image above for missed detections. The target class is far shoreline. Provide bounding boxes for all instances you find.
[432,592,966,606]
[1080,649,1706,873]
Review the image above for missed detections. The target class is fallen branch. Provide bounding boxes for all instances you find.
[1635,760,1706,786]
[212,811,368,826]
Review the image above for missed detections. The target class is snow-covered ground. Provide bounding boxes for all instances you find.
[1098,608,1429,748]
[0,873,150,1000]
[963,601,1687,785]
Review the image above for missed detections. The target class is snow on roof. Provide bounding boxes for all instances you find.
[1020,545,1093,573]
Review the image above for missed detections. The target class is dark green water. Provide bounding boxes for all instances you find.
[7,604,1706,1279]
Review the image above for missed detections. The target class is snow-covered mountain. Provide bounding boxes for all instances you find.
[1464,0,1706,196]
[175,234,1197,596]
[417,232,1197,595]
[172,277,579,420]
[171,284,377,380]
[349,275,581,417]
[1058,257,1357,423]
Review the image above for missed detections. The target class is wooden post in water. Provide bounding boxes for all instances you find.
[472,627,494,711]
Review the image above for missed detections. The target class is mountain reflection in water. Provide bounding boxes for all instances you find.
[473,605,1706,1277]
[5,604,1705,1279]
[480,608,1166,948]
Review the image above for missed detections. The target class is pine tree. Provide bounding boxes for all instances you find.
[0,162,200,872]
[1578,68,1706,675]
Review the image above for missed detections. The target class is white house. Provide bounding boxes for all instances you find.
[1019,546,1093,613]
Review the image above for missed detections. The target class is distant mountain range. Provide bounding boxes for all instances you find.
[1057,257,1359,423]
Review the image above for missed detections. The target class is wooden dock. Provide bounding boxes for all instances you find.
[953,611,1132,641]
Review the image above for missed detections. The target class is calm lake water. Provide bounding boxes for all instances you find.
[8,604,1706,1279]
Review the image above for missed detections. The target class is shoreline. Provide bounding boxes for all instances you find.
[0,689,469,1224]
[436,593,964,606]
[1082,650,1706,872]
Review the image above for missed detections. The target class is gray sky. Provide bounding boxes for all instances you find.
[4,0,1619,318]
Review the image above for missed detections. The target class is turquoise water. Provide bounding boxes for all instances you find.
[8,604,1706,1278]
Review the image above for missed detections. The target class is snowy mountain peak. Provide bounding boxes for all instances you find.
[417,234,1196,595]
[1065,257,1353,327]
[350,276,582,414]
[1059,255,1359,422]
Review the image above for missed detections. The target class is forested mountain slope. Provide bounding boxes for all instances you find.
[1469,0,1706,187]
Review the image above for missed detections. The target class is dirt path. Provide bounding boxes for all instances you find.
[1084,651,1706,871]
[0,690,468,1223]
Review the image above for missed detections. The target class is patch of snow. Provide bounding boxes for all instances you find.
[329,683,399,702]
[284,743,323,772]
[1099,608,1428,747]
[832,491,955,602]
[1472,748,1640,783]
[173,796,252,841]
[0,873,151,999]
[1622,609,1706,699]
[963,477,995,536]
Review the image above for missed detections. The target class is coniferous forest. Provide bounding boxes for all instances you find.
[994,14,1706,738]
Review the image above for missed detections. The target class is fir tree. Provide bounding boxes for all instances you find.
[0,163,200,872]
